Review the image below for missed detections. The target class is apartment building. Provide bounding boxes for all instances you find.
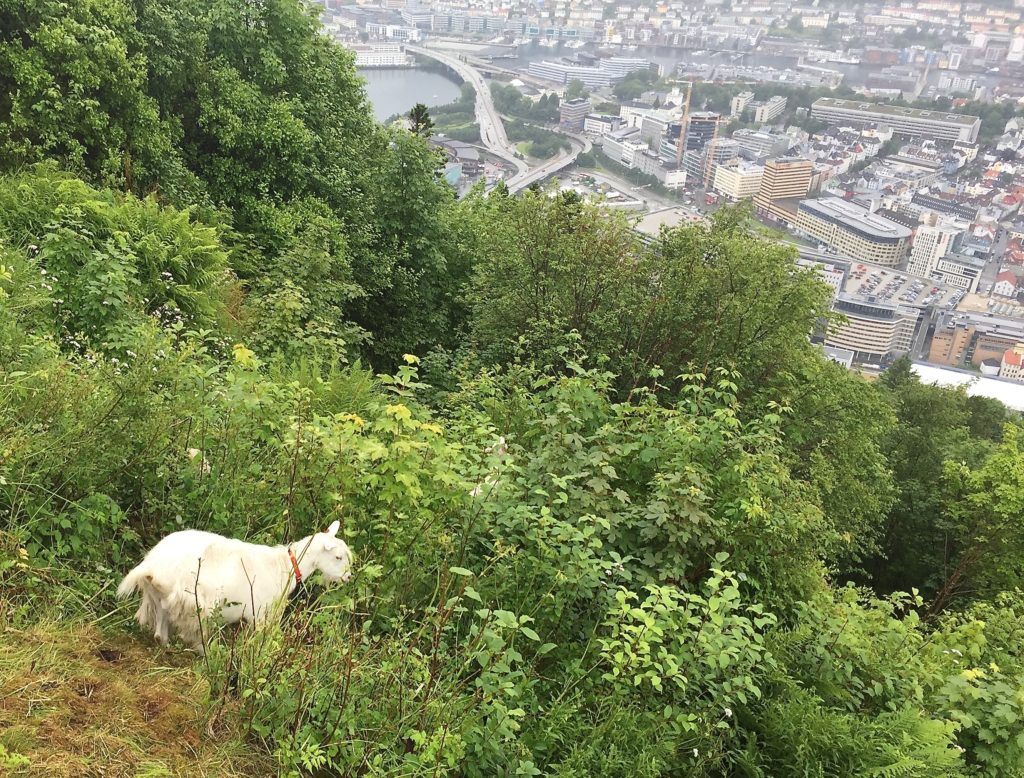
[601,127,648,167]
[528,61,611,88]
[794,197,911,266]
[811,97,981,143]
[931,253,985,293]
[583,114,622,136]
[753,157,813,224]
[926,310,1024,367]
[732,128,793,158]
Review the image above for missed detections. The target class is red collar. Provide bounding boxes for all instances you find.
[288,547,302,584]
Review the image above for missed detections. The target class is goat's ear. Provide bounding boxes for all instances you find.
[326,520,340,537]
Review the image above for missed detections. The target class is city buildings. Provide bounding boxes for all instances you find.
[684,112,721,151]
[994,270,1022,298]
[601,127,648,167]
[928,311,1024,368]
[529,61,611,89]
[527,57,651,89]
[753,158,813,224]
[732,128,794,159]
[795,197,912,266]
[811,98,982,143]
[930,253,985,292]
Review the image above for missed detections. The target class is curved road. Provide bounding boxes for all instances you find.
[406,45,590,192]
[507,132,592,193]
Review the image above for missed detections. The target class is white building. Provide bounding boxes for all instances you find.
[907,224,961,277]
[583,114,622,136]
[350,44,412,67]
[528,61,612,89]
[1000,344,1024,382]
[994,270,1021,298]
[598,57,652,78]
[931,254,984,293]
[601,128,648,167]
[753,95,787,124]
[731,91,755,118]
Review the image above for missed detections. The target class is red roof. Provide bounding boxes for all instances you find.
[997,270,1019,285]
[1003,348,1022,367]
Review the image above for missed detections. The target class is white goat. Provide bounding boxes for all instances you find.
[117,521,353,651]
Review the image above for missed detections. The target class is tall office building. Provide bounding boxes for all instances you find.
[684,112,720,151]
[753,158,812,223]
[907,224,962,277]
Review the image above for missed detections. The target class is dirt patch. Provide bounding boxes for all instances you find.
[0,622,272,777]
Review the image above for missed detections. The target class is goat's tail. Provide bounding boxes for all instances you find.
[117,563,151,600]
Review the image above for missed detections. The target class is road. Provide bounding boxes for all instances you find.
[507,132,592,193]
[407,45,589,193]
[406,45,528,179]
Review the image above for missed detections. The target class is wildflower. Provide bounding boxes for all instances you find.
[723,707,732,718]
[692,749,699,758]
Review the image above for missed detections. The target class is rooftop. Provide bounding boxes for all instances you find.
[813,97,980,127]
[799,197,913,240]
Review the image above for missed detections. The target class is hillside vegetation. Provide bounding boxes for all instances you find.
[3,1,1024,776]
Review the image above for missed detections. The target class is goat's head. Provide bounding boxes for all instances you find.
[310,520,354,583]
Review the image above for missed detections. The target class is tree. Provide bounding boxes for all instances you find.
[0,0,471,369]
[466,198,833,398]
[564,79,588,101]
[929,424,1024,613]
[408,103,434,137]
[864,358,1000,596]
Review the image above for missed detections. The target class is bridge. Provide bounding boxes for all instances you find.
[406,45,590,193]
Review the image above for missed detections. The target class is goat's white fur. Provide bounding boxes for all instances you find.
[117,522,353,651]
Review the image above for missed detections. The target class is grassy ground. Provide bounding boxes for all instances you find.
[0,621,272,777]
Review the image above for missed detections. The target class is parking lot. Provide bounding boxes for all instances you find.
[845,263,963,309]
